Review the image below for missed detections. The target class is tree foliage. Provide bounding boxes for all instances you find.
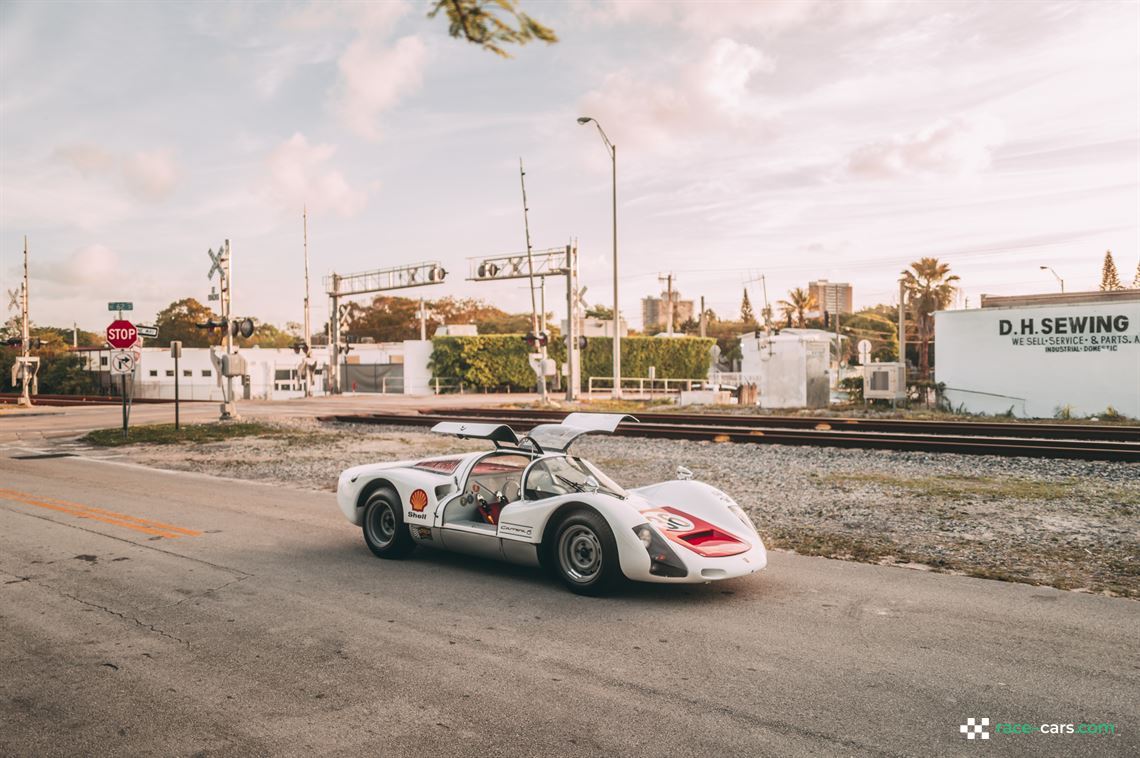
[1100,250,1123,291]
[428,0,557,57]
[901,257,958,379]
[740,288,756,326]
[153,298,219,348]
[1133,258,1140,289]
[338,294,535,342]
[778,287,817,328]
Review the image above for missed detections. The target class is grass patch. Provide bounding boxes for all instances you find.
[82,422,284,447]
[825,472,1078,501]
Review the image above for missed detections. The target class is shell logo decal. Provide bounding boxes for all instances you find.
[409,489,429,512]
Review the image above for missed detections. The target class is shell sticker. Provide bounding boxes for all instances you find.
[409,489,429,512]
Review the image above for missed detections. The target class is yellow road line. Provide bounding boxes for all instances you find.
[0,487,201,539]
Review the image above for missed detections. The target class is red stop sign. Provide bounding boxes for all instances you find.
[106,320,138,349]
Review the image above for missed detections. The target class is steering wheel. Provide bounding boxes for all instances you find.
[502,480,521,502]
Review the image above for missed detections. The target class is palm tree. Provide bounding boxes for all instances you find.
[778,288,817,328]
[900,257,959,379]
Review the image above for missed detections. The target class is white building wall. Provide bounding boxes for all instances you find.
[935,301,1140,418]
[740,329,833,409]
[402,340,433,395]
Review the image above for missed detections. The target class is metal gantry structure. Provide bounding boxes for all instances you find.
[468,244,581,401]
[324,261,447,394]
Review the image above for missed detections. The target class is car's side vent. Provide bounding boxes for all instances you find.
[434,483,454,500]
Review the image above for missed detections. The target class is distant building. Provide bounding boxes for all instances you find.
[433,324,478,337]
[561,316,628,338]
[642,291,694,333]
[808,280,853,318]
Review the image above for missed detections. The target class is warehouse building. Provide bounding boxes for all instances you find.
[935,289,1139,418]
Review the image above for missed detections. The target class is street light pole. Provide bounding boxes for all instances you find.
[1039,266,1064,293]
[578,116,621,398]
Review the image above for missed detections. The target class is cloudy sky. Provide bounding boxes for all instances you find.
[1,0,1137,333]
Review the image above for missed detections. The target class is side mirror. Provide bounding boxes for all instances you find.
[676,465,694,481]
[584,475,600,493]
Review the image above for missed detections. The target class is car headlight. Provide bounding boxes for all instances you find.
[632,524,687,578]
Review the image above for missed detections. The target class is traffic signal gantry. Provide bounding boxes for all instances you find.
[468,244,583,401]
[323,262,447,394]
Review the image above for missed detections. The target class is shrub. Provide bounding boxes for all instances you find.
[430,335,715,391]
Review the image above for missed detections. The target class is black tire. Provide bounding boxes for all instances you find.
[362,488,416,559]
[548,509,624,596]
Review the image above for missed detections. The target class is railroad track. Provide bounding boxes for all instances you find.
[319,409,1140,462]
[0,393,184,406]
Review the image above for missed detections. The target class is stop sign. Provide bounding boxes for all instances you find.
[106,320,138,349]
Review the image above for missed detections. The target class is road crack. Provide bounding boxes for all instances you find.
[0,568,191,648]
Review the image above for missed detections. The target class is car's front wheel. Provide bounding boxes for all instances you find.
[362,488,415,559]
[550,509,623,596]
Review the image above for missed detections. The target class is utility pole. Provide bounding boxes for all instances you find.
[221,240,237,419]
[302,207,313,397]
[744,273,773,335]
[419,297,427,340]
[658,272,674,336]
[898,279,907,371]
[19,237,31,407]
[564,243,580,401]
[699,295,706,338]
[519,158,547,402]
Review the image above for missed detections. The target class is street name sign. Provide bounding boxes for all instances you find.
[108,302,133,311]
[136,324,159,339]
[106,320,138,349]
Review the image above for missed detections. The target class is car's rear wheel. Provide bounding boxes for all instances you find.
[550,509,623,596]
[362,488,415,559]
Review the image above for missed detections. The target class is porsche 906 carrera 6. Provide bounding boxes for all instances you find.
[335,413,766,595]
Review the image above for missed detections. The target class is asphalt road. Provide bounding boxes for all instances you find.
[1,448,1136,757]
[0,392,539,444]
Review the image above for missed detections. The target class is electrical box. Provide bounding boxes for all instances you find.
[221,353,248,377]
[863,362,906,401]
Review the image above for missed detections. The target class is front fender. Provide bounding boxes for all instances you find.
[630,480,758,538]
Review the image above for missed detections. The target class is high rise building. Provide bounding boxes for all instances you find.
[641,291,694,333]
[808,280,853,317]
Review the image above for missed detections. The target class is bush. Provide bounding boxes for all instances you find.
[839,376,863,402]
[430,335,716,391]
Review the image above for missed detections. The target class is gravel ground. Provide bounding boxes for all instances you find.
[108,418,1140,598]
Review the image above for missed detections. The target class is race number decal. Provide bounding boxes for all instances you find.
[642,509,695,532]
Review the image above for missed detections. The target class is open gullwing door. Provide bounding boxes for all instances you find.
[523,412,639,453]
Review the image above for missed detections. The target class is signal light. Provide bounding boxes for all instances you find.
[577,335,587,350]
[195,318,227,331]
[4,337,21,347]
[292,342,309,355]
[231,318,255,339]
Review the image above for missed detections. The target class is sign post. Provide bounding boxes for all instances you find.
[171,341,182,431]
[107,320,138,437]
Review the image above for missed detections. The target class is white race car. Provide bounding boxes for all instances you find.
[335,413,767,595]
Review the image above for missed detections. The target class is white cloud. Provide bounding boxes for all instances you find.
[578,37,774,151]
[586,0,897,35]
[265,133,367,217]
[335,34,427,140]
[36,244,120,287]
[846,116,1006,179]
[54,144,180,200]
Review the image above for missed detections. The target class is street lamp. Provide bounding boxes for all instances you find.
[1039,266,1065,293]
[578,115,621,399]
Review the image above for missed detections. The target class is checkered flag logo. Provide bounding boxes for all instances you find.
[960,717,990,740]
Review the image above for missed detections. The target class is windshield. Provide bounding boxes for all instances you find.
[524,456,628,500]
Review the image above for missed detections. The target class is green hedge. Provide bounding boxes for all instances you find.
[430,335,715,391]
